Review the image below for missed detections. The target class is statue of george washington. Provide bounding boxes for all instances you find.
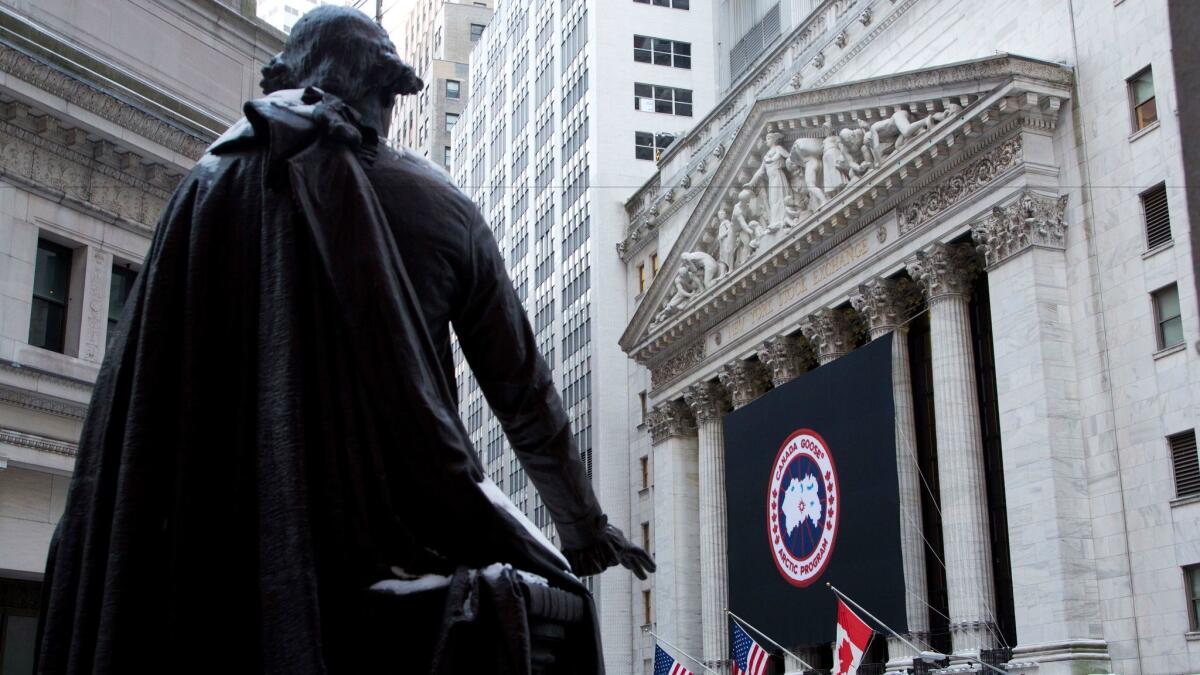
[36,7,651,674]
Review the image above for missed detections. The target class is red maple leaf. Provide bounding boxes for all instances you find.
[837,638,854,675]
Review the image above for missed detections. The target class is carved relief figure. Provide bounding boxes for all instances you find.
[787,137,828,210]
[745,128,793,232]
[716,206,754,275]
[837,123,873,181]
[732,188,764,262]
[681,250,721,288]
[821,124,849,196]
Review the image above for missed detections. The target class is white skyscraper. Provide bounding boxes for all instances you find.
[450,1,716,671]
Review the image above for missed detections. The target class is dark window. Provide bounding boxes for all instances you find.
[29,238,72,353]
[1186,565,1200,631]
[633,35,691,68]
[107,265,136,339]
[635,131,675,161]
[640,455,649,488]
[633,0,688,7]
[641,522,650,550]
[642,590,652,624]
[1152,283,1183,350]
[0,577,40,675]
[445,112,459,132]
[1128,67,1157,131]
[445,79,461,99]
[1170,430,1199,499]
[470,23,485,41]
[444,145,453,167]
[1141,182,1171,249]
[634,83,692,116]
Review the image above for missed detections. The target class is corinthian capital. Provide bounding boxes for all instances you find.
[904,242,979,303]
[798,307,858,365]
[717,360,771,409]
[755,334,815,387]
[849,277,922,339]
[684,380,730,423]
[970,191,1069,268]
[646,399,697,445]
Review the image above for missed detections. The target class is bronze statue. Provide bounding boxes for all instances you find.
[36,8,650,674]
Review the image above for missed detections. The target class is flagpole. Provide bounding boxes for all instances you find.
[645,628,722,675]
[826,583,1008,675]
[725,608,813,670]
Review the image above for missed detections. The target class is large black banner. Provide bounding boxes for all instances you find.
[724,333,905,647]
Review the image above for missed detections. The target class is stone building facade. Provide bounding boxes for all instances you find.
[0,1,279,668]
[390,0,493,170]
[619,1,1198,674]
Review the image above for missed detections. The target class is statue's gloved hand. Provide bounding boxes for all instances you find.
[559,515,656,580]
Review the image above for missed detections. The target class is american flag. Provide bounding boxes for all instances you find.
[654,644,693,675]
[731,621,770,675]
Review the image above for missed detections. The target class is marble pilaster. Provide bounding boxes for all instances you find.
[849,277,930,667]
[906,242,998,657]
[684,380,733,668]
[646,400,702,658]
[972,194,1110,675]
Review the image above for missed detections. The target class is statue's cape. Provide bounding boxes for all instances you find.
[36,88,599,674]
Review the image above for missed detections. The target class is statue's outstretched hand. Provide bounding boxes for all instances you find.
[562,520,656,580]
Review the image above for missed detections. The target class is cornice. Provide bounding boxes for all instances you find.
[0,35,214,161]
[0,385,87,420]
[623,66,1070,365]
[0,427,77,457]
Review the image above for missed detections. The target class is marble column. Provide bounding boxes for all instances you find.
[971,193,1110,674]
[683,380,732,669]
[756,334,815,387]
[797,307,858,365]
[717,359,772,409]
[646,400,702,659]
[905,242,997,657]
[849,277,930,667]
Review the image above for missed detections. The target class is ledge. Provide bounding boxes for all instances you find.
[1128,120,1160,143]
[1186,631,1200,642]
[1169,493,1200,509]
[1152,342,1186,361]
[1141,240,1174,259]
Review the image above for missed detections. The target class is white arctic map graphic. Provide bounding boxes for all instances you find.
[780,473,823,536]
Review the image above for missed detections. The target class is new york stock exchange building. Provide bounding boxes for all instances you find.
[614,1,1198,674]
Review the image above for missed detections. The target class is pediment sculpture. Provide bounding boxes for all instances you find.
[653,101,962,326]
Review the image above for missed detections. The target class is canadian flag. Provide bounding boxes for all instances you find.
[833,599,873,675]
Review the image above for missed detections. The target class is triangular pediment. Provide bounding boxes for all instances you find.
[620,54,1073,366]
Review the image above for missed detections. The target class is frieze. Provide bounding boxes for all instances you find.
[0,43,212,161]
[650,340,705,392]
[0,386,87,420]
[0,427,78,457]
[898,135,1022,235]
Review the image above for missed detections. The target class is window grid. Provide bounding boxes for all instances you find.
[1152,283,1183,351]
[634,83,693,116]
[1128,66,1158,132]
[633,0,689,8]
[633,35,692,69]
[634,131,676,161]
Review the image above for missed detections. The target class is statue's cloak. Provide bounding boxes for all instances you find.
[36,89,600,674]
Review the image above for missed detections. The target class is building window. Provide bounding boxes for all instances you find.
[642,589,652,625]
[1171,430,1199,499]
[29,238,73,353]
[634,0,689,8]
[444,146,453,167]
[445,112,459,132]
[470,23,485,41]
[634,131,676,161]
[637,263,646,294]
[108,265,137,339]
[0,579,39,675]
[641,522,650,550]
[1128,67,1157,132]
[1152,283,1183,351]
[639,391,648,422]
[633,35,692,69]
[650,252,659,276]
[640,455,649,489]
[1141,182,1171,250]
[446,79,461,99]
[634,83,692,116]
[1187,564,1200,631]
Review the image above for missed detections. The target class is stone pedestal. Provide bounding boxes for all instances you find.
[971,193,1110,675]
[646,400,702,659]
[684,380,732,669]
[906,243,997,657]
